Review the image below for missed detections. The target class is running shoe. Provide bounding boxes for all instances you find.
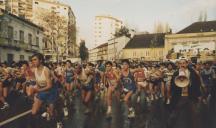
[146,96,150,103]
[166,99,170,105]
[63,107,69,117]
[57,122,63,128]
[137,96,141,103]
[128,108,135,118]
[41,112,48,118]
[0,102,9,110]
[84,108,90,114]
[155,95,159,100]
[150,94,154,101]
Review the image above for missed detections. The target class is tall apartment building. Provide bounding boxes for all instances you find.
[0,0,77,61]
[33,0,77,61]
[1,0,33,20]
[94,15,123,46]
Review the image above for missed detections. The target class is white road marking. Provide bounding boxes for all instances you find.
[0,110,32,127]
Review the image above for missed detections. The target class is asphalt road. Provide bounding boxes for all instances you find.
[1,91,216,128]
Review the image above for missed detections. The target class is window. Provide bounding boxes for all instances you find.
[20,55,24,61]
[8,26,13,39]
[19,30,24,42]
[7,54,14,64]
[36,37,39,46]
[28,33,32,45]
[35,2,39,4]
[45,41,48,48]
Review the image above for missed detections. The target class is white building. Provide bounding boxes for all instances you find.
[165,21,216,61]
[94,15,123,46]
[0,9,44,63]
[107,36,130,60]
[88,48,98,62]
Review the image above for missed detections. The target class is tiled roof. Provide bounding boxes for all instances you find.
[124,33,165,49]
[177,20,216,34]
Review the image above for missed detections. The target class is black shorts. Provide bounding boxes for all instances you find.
[149,79,162,86]
[16,77,26,84]
[2,79,11,88]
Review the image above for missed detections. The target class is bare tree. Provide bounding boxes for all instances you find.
[36,10,67,54]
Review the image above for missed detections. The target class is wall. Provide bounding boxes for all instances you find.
[122,48,164,61]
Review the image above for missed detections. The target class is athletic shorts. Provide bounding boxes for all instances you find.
[65,78,74,84]
[123,85,136,93]
[2,79,11,88]
[16,77,26,84]
[149,79,162,86]
[82,83,94,91]
[25,80,36,87]
[36,88,58,104]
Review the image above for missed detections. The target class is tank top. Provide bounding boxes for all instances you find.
[65,68,74,79]
[106,71,117,80]
[134,70,145,79]
[105,71,118,86]
[35,66,47,87]
[121,71,136,89]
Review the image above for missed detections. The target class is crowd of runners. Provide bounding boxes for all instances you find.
[0,53,216,128]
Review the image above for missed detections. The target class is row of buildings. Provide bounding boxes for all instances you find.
[89,20,216,62]
[0,0,78,63]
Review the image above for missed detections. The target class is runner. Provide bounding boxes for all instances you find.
[76,63,95,114]
[201,62,214,102]
[31,53,58,123]
[120,59,141,118]
[104,61,120,117]
[148,64,162,101]
[0,62,11,110]
[134,64,146,103]
[64,60,75,99]
[163,62,175,104]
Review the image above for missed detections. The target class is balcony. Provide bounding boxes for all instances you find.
[0,38,8,47]
[20,41,28,49]
[43,49,57,56]
[0,38,21,50]
[25,44,32,52]
[31,45,40,53]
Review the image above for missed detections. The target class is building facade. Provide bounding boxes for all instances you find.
[0,9,43,63]
[33,0,77,61]
[107,36,130,60]
[88,48,98,62]
[94,15,123,47]
[1,0,33,20]
[96,43,108,61]
[165,21,216,61]
[1,0,77,61]
[122,33,165,61]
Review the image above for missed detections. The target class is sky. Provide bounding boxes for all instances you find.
[59,0,216,49]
